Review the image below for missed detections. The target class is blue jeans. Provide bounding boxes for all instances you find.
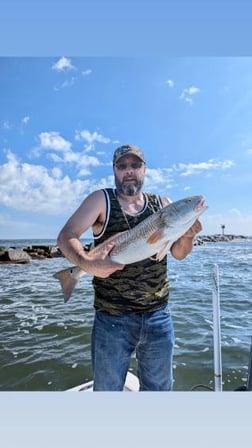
[91,303,175,391]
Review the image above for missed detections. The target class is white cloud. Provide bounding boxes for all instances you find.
[229,208,241,216]
[36,131,102,173]
[78,168,92,177]
[165,79,174,88]
[247,149,252,154]
[51,167,63,179]
[22,116,30,125]
[54,77,77,91]
[75,129,112,154]
[79,155,100,167]
[174,159,234,176]
[82,69,92,76]
[62,152,100,169]
[52,57,76,72]
[0,150,100,214]
[75,129,111,145]
[144,168,174,193]
[2,120,11,129]
[46,147,101,173]
[145,168,171,183]
[180,85,200,103]
[1,149,251,237]
[39,132,72,152]
[187,86,200,95]
[119,162,234,196]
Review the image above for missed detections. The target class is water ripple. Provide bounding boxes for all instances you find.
[0,238,251,390]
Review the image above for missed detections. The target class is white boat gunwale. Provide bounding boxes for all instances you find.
[66,371,140,392]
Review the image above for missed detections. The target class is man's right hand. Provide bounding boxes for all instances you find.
[85,242,125,278]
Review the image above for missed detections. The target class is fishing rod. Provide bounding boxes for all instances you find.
[212,264,223,391]
[191,264,222,392]
[192,263,222,391]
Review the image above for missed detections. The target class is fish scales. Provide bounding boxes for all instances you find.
[108,213,164,261]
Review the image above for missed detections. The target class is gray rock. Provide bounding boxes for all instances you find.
[0,248,32,264]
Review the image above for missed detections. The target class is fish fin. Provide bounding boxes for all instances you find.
[155,241,172,261]
[147,229,165,245]
[53,267,84,303]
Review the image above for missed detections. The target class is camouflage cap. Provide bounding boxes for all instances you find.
[113,144,145,165]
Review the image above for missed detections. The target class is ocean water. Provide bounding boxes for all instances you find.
[0,238,251,391]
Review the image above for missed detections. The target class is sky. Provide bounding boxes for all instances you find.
[1,56,252,239]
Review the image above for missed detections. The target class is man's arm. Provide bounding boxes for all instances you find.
[57,190,124,278]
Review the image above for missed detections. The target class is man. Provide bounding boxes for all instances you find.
[57,144,202,391]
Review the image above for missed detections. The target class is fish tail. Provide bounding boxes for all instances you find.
[53,267,83,303]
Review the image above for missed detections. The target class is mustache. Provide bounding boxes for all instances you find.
[123,176,137,181]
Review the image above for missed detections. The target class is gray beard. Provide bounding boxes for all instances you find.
[115,177,144,196]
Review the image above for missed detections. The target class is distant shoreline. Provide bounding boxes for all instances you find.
[0,234,250,264]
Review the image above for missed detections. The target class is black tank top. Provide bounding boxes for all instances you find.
[92,188,169,315]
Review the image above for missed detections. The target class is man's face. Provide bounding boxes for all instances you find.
[113,155,146,196]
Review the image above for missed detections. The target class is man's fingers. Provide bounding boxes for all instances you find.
[183,219,202,238]
[194,219,202,233]
[92,242,125,274]
[191,219,202,236]
[101,242,115,258]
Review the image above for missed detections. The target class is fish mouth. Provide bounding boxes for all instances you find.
[194,197,207,212]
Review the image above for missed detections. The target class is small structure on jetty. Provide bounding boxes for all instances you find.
[221,224,225,236]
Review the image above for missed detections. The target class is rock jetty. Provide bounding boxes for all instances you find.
[194,234,248,245]
[0,245,62,264]
[0,235,248,264]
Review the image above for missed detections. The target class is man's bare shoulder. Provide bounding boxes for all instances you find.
[78,189,106,210]
[81,190,107,233]
[69,189,107,227]
[85,189,106,205]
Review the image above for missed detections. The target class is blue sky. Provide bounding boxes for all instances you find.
[1,57,252,239]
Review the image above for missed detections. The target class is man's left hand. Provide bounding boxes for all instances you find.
[182,219,202,239]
